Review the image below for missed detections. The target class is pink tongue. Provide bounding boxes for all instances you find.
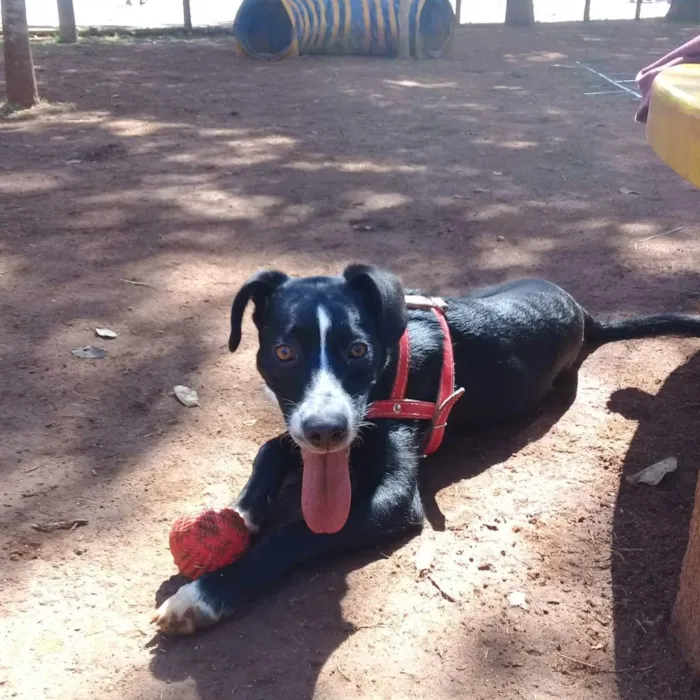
[301,448,351,534]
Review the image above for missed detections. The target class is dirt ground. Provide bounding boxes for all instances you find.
[2,19,700,700]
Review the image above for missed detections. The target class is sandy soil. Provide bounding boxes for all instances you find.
[2,19,700,700]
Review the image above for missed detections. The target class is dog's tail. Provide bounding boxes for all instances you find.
[585,313,700,347]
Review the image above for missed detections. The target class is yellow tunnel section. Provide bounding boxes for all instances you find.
[233,0,454,59]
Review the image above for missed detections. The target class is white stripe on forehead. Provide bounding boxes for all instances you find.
[317,305,331,370]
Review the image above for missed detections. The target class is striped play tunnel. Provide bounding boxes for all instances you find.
[233,0,455,59]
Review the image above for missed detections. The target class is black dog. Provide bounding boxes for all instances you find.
[153,264,700,634]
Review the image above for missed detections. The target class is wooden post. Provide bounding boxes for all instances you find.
[583,0,591,21]
[672,475,700,673]
[1,0,40,108]
[505,0,534,26]
[183,0,192,33]
[56,0,77,43]
[397,0,412,58]
[635,0,643,20]
[667,0,700,22]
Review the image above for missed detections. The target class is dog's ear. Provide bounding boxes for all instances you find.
[343,264,407,347]
[229,270,289,352]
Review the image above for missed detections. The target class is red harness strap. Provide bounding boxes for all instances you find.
[366,296,465,457]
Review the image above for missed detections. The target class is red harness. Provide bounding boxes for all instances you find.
[366,295,465,457]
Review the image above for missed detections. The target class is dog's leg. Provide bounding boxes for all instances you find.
[232,436,301,534]
[153,463,423,635]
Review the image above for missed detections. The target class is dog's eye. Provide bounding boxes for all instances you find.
[274,345,295,362]
[348,342,368,359]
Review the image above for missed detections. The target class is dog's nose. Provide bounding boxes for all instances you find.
[302,415,349,450]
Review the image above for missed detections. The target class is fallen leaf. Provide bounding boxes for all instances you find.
[173,385,199,407]
[95,327,118,339]
[72,345,106,359]
[415,538,435,574]
[507,591,529,610]
[35,636,64,658]
[619,187,640,196]
[626,456,677,486]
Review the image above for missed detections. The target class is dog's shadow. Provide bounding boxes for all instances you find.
[147,376,578,699]
[421,373,579,530]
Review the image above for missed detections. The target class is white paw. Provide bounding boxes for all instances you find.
[234,506,260,534]
[151,581,219,636]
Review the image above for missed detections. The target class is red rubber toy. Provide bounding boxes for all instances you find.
[169,508,250,580]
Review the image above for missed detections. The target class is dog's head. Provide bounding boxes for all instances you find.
[229,264,407,533]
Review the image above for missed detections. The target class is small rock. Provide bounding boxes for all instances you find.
[497,236,505,242]
[415,538,435,574]
[507,591,529,610]
[173,385,199,408]
[95,328,118,339]
[626,456,677,486]
[619,186,640,196]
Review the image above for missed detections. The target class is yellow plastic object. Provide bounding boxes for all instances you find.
[647,64,700,189]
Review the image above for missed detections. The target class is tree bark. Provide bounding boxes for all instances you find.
[1,0,39,108]
[667,0,700,22]
[672,474,700,673]
[183,0,192,33]
[583,0,591,21]
[56,0,77,43]
[505,0,534,26]
[397,0,411,58]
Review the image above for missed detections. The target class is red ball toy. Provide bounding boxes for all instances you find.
[169,508,250,580]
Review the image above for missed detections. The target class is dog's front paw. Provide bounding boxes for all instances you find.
[151,581,219,636]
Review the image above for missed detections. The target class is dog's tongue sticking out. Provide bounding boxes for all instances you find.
[301,448,351,534]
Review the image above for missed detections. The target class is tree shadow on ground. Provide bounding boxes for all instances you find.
[2,20,700,700]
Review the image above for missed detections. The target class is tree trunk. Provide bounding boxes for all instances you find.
[56,0,77,43]
[583,0,591,21]
[455,0,462,26]
[667,0,700,22]
[1,0,39,108]
[672,475,700,673]
[635,0,643,20]
[182,0,192,33]
[397,0,412,58]
[505,0,534,26]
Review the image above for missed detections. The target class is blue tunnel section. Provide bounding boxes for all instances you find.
[233,0,455,59]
